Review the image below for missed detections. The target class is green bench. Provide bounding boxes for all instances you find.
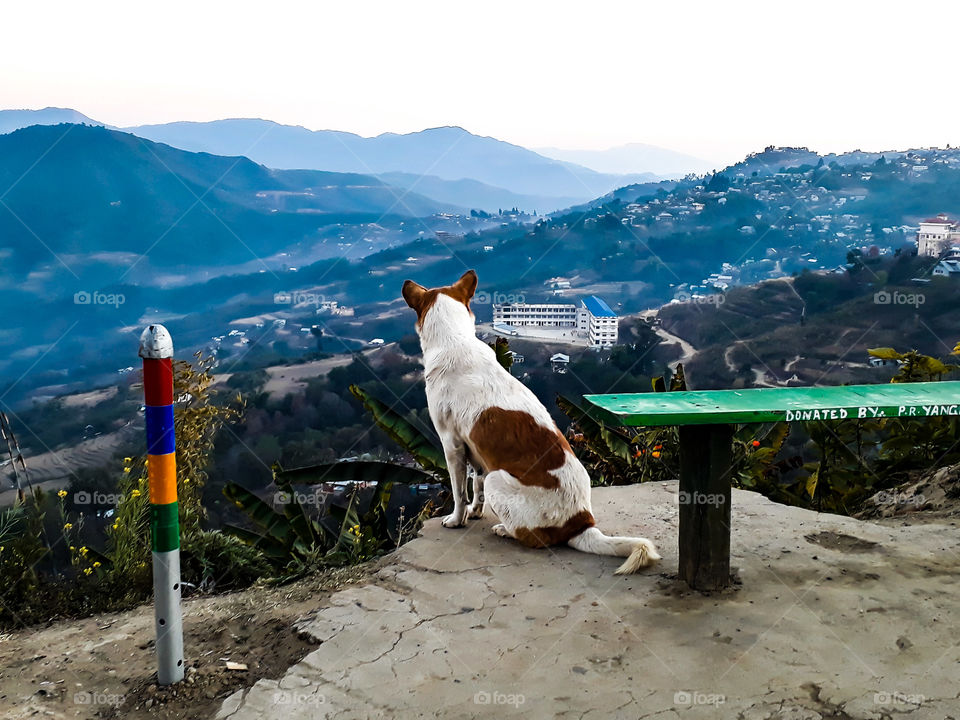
[583,381,960,591]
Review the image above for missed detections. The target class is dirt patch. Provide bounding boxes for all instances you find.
[0,562,380,720]
[803,531,880,553]
[100,615,315,720]
[61,387,119,409]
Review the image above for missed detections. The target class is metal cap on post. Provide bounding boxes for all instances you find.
[140,324,184,685]
[139,324,174,360]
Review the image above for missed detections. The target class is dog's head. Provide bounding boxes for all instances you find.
[402,269,478,331]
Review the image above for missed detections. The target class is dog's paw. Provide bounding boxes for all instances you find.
[441,512,466,528]
[491,523,511,538]
[465,503,484,519]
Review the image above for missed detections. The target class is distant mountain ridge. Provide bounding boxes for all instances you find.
[0,107,102,135]
[122,119,661,205]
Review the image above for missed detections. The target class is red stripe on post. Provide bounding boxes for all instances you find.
[143,358,174,406]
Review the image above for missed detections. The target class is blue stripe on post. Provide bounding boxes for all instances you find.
[145,405,176,455]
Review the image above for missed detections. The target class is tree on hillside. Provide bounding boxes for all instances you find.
[706,173,730,192]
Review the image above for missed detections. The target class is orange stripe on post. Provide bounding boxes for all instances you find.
[148,453,178,505]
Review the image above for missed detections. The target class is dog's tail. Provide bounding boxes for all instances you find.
[567,527,661,574]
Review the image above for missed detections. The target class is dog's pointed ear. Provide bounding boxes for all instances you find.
[454,269,478,301]
[402,279,427,309]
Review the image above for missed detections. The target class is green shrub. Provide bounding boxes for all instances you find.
[179,529,270,592]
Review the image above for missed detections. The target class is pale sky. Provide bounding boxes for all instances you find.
[1,0,955,165]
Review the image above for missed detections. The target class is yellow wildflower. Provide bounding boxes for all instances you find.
[63,523,73,531]
[79,546,88,556]
[123,467,131,474]
[112,522,119,531]
[83,567,93,576]
[124,457,132,462]
[131,489,141,498]
[57,489,68,499]
[92,561,101,568]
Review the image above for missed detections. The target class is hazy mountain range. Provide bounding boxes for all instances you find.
[123,119,661,206]
[0,108,676,212]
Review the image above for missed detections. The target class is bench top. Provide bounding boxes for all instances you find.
[583,381,960,427]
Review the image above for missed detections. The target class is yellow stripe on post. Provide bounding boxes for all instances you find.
[148,452,178,505]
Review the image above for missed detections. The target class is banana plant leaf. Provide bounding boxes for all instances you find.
[364,480,395,540]
[276,461,437,486]
[221,523,291,560]
[348,385,448,478]
[557,394,634,462]
[868,347,903,361]
[223,483,293,545]
[332,489,362,555]
[273,471,327,548]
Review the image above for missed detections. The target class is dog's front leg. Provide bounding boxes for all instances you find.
[440,434,468,528]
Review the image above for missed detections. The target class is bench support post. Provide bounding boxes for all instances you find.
[678,424,733,591]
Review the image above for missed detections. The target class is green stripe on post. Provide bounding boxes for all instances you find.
[151,501,180,552]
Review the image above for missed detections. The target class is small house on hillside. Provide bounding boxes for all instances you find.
[932,259,960,278]
[550,353,570,373]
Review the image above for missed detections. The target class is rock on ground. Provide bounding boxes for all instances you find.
[858,462,960,523]
[216,482,960,720]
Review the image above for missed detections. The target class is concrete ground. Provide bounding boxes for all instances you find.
[215,482,960,720]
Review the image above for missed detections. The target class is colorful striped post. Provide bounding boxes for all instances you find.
[139,324,184,685]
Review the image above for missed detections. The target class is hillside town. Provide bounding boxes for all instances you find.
[574,147,960,301]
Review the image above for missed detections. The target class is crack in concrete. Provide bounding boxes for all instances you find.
[395,559,519,575]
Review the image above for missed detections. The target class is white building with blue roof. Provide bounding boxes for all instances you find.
[580,295,619,347]
[492,294,618,347]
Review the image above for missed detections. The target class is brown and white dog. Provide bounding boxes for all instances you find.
[402,269,660,574]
